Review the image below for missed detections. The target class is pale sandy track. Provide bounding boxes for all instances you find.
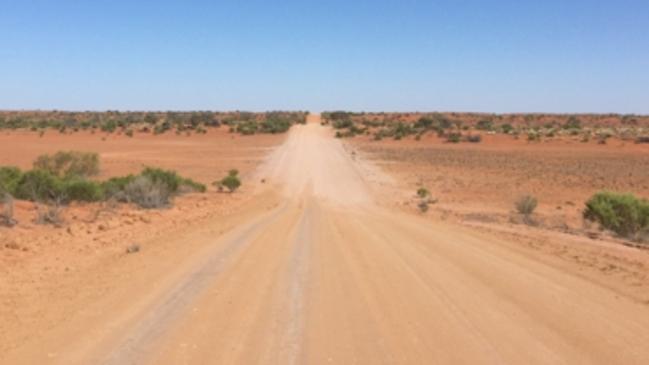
[3,115,649,364]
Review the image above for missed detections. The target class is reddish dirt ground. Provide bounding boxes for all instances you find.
[0,129,286,355]
[2,118,649,364]
[347,132,649,304]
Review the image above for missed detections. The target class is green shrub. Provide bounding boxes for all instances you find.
[476,120,494,131]
[180,178,207,193]
[332,119,353,129]
[446,133,461,143]
[15,169,62,201]
[527,132,540,142]
[101,120,117,133]
[564,116,581,130]
[500,123,514,134]
[236,121,258,135]
[584,192,649,239]
[33,151,100,178]
[516,195,538,216]
[219,170,241,193]
[414,117,433,129]
[101,175,137,198]
[61,179,104,202]
[417,187,429,198]
[140,167,182,193]
[0,166,23,195]
[260,118,291,134]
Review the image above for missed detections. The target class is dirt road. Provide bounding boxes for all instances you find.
[4,115,649,364]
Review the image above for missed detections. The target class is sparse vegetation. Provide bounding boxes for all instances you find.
[516,195,538,217]
[465,134,482,143]
[124,176,171,209]
[0,192,16,227]
[0,153,208,224]
[33,151,100,178]
[446,133,461,143]
[126,243,141,254]
[218,169,242,193]
[320,111,649,145]
[0,166,23,195]
[584,192,649,241]
[0,110,308,136]
[418,200,429,213]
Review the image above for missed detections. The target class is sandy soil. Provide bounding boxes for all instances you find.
[349,132,649,303]
[0,129,285,358]
[2,115,649,364]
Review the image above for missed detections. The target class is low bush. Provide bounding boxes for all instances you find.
[101,175,137,198]
[35,202,64,226]
[180,178,207,193]
[219,169,241,193]
[417,187,429,198]
[124,176,171,209]
[476,120,494,131]
[564,116,582,130]
[141,167,182,193]
[2,156,205,211]
[33,151,100,178]
[516,195,538,216]
[465,134,482,143]
[15,169,62,202]
[61,179,104,202]
[500,123,514,134]
[446,133,461,143]
[527,132,540,142]
[584,192,649,240]
[0,166,23,195]
[418,200,429,213]
[332,119,353,130]
[0,192,16,227]
[139,167,205,194]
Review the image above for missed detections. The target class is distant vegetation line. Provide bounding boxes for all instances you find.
[321,111,649,144]
[0,111,309,136]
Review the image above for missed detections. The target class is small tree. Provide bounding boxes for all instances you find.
[417,187,429,199]
[219,170,241,193]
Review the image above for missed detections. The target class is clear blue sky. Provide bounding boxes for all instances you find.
[1,0,647,113]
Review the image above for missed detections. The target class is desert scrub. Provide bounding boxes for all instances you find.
[216,169,241,193]
[0,166,23,195]
[417,187,430,199]
[2,154,206,209]
[446,133,461,143]
[515,195,538,216]
[584,192,649,241]
[61,179,105,202]
[33,151,100,178]
[14,169,62,202]
[124,176,171,209]
[465,134,482,143]
[0,192,16,227]
[140,167,205,194]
